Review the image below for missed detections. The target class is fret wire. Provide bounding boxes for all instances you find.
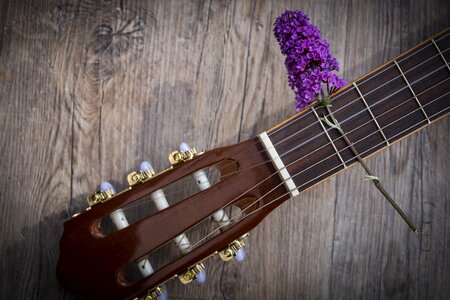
[431,38,450,72]
[206,74,448,194]
[190,105,450,250]
[352,82,390,146]
[284,91,449,194]
[296,108,449,190]
[279,67,448,162]
[270,46,449,143]
[291,99,447,190]
[122,65,450,229]
[323,104,417,232]
[277,88,449,188]
[394,60,431,124]
[128,86,449,218]
[207,51,449,208]
[270,88,449,195]
[259,107,449,215]
[330,32,450,103]
[269,33,449,138]
[328,53,446,131]
[311,106,347,168]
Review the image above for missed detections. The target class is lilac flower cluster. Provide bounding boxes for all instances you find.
[273,10,347,110]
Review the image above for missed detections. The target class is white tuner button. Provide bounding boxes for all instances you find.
[99,181,156,277]
[180,142,245,262]
[140,160,207,284]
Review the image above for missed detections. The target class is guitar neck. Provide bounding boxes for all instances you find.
[266,28,450,192]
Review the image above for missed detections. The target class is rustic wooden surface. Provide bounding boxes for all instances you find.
[0,0,448,299]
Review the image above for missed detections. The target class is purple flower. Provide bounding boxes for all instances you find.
[273,10,347,111]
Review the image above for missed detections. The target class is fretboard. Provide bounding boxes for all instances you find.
[267,28,450,192]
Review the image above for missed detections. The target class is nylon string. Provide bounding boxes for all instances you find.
[189,103,449,250]
[120,58,449,211]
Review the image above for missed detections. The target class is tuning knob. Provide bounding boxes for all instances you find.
[219,238,246,262]
[143,286,168,300]
[234,248,245,262]
[127,161,156,186]
[181,142,247,264]
[178,263,206,284]
[140,160,207,284]
[99,181,168,300]
[86,184,115,206]
[168,143,201,166]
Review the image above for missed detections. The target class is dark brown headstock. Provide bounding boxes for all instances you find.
[56,138,289,300]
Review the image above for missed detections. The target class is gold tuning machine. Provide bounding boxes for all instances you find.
[178,263,205,284]
[219,238,246,262]
[86,189,114,207]
[142,286,164,300]
[168,146,201,166]
[127,168,156,186]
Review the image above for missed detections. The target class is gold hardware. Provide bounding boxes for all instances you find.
[86,189,114,206]
[219,238,246,262]
[168,147,199,166]
[178,263,205,284]
[127,169,156,186]
[144,286,164,300]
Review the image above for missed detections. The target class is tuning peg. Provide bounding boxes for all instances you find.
[86,183,115,207]
[159,287,168,300]
[181,142,246,263]
[218,238,246,262]
[168,143,201,166]
[100,182,130,230]
[179,142,193,153]
[178,263,206,285]
[140,161,206,284]
[143,285,168,300]
[99,181,168,299]
[234,248,245,262]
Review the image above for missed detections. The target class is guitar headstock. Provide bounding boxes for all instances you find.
[57,138,289,300]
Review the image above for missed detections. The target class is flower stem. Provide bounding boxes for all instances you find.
[322,105,419,233]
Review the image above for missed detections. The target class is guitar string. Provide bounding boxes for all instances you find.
[182,45,450,191]
[204,62,449,185]
[242,106,450,220]
[119,33,449,278]
[271,46,449,145]
[121,39,449,204]
[269,31,450,136]
[187,105,449,251]
[115,43,449,260]
[118,64,449,211]
[278,70,449,158]
[325,33,450,103]
[125,101,447,284]
[118,78,450,219]
[115,43,449,208]
[130,74,448,206]
[118,79,450,240]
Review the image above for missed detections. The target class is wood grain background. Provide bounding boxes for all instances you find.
[0,0,449,299]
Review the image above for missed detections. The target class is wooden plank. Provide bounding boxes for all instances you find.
[0,0,448,299]
[0,1,73,299]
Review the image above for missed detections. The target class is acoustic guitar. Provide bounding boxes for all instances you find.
[57,27,450,300]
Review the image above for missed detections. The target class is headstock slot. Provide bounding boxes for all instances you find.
[118,202,246,286]
[98,162,235,236]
